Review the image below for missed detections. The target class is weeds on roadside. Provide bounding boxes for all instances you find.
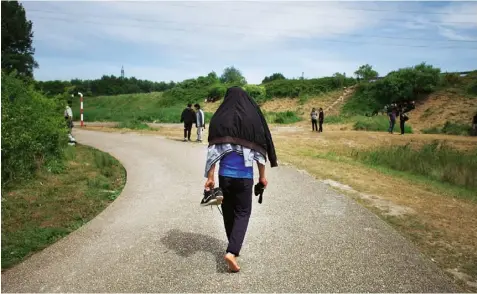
[353,141,477,190]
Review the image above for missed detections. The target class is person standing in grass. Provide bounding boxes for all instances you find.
[180,103,196,142]
[310,108,318,132]
[399,107,408,135]
[202,86,278,273]
[64,100,73,132]
[388,107,397,134]
[194,103,205,142]
[318,107,324,133]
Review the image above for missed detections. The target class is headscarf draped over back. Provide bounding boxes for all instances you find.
[208,87,278,167]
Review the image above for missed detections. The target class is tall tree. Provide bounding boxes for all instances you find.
[220,66,247,85]
[354,64,378,82]
[1,0,38,77]
[262,73,286,84]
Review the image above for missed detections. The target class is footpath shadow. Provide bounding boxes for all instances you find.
[160,229,229,273]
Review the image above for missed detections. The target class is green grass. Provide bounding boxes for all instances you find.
[263,111,302,124]
[116,119,153,130]
[353,115,413,133]
[422,121,474,136]
[72,92,214,123]
[303,148,477,202]
[1,144,126,269]
[352,141,477,192]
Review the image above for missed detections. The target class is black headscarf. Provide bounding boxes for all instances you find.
[208,86,278,167]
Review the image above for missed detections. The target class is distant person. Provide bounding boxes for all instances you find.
[388,108,396,134]
[64,101,73,132]
[473,113,477,136]
[310,108,318,132]
[203,86,277,273]
[399,107,409,135]
[194,103,205,142]
[180,103,195,142]
[318,107,324,133]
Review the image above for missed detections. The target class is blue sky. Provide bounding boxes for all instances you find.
[22,1,477,84]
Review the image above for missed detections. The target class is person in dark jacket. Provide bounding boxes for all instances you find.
[318,108,324,133]
[180,103,196,141]
[202,86,277,273]
[399,107,409,135]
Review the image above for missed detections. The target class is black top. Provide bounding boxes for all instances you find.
[180,108,196,124]
[208,87,278,167]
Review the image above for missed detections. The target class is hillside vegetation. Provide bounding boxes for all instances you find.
[69,63,476,136]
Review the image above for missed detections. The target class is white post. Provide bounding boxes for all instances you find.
[78,92,84,127]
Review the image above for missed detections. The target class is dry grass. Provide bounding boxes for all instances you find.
[92,124,477,290]
[410,90,477,132]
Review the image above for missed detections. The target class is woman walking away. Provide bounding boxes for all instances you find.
[310,108,318,131]
[202,86,278,273]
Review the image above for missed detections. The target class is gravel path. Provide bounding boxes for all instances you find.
[1,129,458,292]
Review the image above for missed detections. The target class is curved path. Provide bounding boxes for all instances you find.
[1,130,458,292]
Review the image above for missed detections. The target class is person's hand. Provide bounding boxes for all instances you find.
[204,178,215,191]
[259,177,268,188]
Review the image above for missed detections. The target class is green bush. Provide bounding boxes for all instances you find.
[423,121,472,136]
[343,63,441,115]
[352,116,413,133]
[1,72,68,187]
[264,77,355,99]
[244,84,266,103]
[207,84,227,101]
[342,85,382,116]
[263,111,302,124]
[353,142,477,190]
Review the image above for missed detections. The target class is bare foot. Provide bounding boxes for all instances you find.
[224,253,240,273]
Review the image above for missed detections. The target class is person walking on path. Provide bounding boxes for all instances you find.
[180,103,196,142]
[318,107,324,133]
[201,86,278,273]
[310,108,318,132]
[194,103,206,142]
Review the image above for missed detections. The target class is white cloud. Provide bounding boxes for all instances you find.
[22,1,477,83]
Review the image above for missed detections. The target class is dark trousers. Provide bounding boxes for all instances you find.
[319,120,323,132]
[219,176,253,256]
[400,120,405,134]
[183,123,192,140]
[389,120,395,133]
[312,119,318,131]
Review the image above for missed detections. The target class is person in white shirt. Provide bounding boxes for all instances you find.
[64,101,74,132]
[194,103,206,142]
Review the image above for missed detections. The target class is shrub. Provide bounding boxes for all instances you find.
[244,84,266,103]
[423,121,473,136]
[263,111,302,124]
[264,77,355,99]
[343,63,441,115]
[1,72,68,187]
[352,116,413,133]
[207,84,227,102]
